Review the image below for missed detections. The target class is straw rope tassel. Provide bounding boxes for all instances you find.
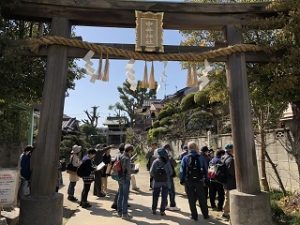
[102,54,110,82]
[141,61,149,89]
[97,52,103,80]
[149,62,156,90]
[186,66,193,87]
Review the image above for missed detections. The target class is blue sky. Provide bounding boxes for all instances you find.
[64,24,188,126]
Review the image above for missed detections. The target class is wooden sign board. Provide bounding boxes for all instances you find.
[135,11,164,53]
[0,169,19,206]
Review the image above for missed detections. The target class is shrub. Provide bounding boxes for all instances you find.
[180,93,196,111]
[194,90,210,108]
[152,120,160,128]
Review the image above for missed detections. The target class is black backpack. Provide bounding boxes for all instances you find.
[186,155,204,182]
[154,162,168,182]
[208,162,227,183]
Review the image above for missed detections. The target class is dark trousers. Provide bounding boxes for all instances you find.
[168,178,176,207]
[185,182,209,220]
[209,181,225,210]
[150,176,153,188]
[152,185,169,212]
[93,171,102,196]
[112,191,119,207]
[81,182,91,203]
[67,181,76,197]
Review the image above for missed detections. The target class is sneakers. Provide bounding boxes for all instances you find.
[111,204,117,210]
[98,193,106,197]
[152,210,156,215]
[122,214,133,220]
[132,187,140,191]
[81,202,92,208]
[67,196,78,202]
[160,211,166,216]
[190,216,198,221]
[222,213,230,221]
[204,215,210,220]
[167,206,180,211]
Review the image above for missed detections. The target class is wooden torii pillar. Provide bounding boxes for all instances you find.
[19,17,70,225]
[225,25,272,225]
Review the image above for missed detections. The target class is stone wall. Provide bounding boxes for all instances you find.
[0,142,24,168]
[168,130,300,192]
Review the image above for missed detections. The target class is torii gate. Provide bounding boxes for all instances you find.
[2,1,279,225]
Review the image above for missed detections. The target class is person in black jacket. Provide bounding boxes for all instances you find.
[93,144,107,197]
[80,148,96,208]
[208,149,225,211]
[221,144,236,220]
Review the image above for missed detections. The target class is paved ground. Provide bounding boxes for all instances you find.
[61,165,229,225]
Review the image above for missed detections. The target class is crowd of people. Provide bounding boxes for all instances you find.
[146,141,236,222]
[18,141,236,222]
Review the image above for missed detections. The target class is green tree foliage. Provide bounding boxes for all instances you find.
[182,0,300,189]
[180,93,197,111]
[59,134,85,160]
[113,80,157,127]
[269,0,300,183]
[0,1,82,146]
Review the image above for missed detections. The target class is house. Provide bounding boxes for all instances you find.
[103,116,128,145]
[134,99,162,132]
[62,114,80,135]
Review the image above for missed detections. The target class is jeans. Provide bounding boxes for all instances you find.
[152,185,169,212]
[168,178,176,207]
[67,181,77,197]
[185,182,208,220]
[81,183,91,203]
[117,179,130,215]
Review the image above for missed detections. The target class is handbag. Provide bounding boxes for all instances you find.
[66,156,78,172]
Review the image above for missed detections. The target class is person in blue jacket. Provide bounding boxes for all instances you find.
[180,141,209,221]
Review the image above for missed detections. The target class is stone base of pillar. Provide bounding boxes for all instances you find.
[0,218,8,225]
[230,190,272,225]
[19,193,63,225]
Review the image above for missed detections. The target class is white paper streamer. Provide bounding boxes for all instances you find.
[83,50,95,62]
[198,76,210,91]
[202,59,213,76]
[125,59,137,91]
[97,53,103,80]
[158,61,168,92]
[102,55,110,82]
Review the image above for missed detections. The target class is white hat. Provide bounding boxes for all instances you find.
[71,145,82,154]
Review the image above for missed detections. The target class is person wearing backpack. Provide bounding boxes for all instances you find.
[180,141,209,221]
[117,144,134,220]
[111,143,125,210]
[146,142,158,189]
[150,148,173,216]
[221,144,236,220]
[78,148,96,208]
[208,149,225,211]
[67,145,82,202]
